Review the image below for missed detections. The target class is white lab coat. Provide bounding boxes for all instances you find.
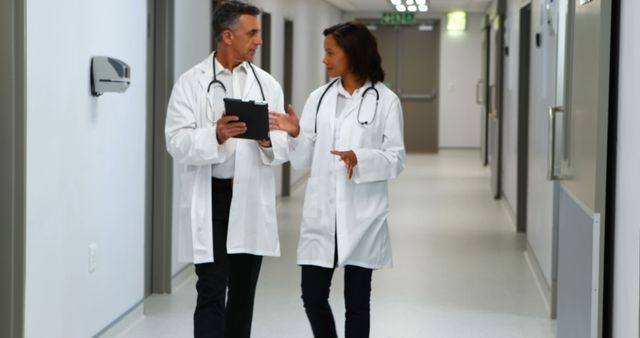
[289,80,405,269]
[165,53,288,264]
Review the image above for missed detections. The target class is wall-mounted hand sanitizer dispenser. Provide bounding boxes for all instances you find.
[90,56,130,96]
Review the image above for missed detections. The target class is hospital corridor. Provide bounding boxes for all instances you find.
[2,0,640,338]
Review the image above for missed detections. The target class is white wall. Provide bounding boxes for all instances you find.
[613,0,640,336]
[25,1,147,337]
[251,0,342,185]
[343,11,484,149]
[172,0,212,278]
[439,13,483,148]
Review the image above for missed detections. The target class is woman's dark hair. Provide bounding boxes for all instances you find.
[213,1,261,42]
[323,21,385,84]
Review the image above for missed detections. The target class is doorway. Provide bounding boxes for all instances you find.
[479,19,490,166]
[282,19,293,196]
[488,6,505,199]
[371,22,440,153]
[0,0,26,337]
[516,4,531,233]
[146,0,175,296]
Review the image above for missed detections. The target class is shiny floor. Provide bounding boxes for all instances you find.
[117,150,557,338]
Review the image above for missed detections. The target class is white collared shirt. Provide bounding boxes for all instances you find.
[334,80,367,150]
[211,57,249,179]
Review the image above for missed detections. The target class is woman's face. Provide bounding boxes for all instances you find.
[323,35,350,78]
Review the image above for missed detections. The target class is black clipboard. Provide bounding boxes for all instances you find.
[223,98,270,140]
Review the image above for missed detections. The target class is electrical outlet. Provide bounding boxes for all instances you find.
[88,243,97,273]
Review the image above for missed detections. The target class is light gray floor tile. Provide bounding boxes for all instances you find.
[116,150,556,338]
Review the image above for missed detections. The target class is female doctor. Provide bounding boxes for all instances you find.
[270,22,405,338]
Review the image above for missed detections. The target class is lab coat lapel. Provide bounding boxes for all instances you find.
[196,55,217,126]
[197,53,214,92]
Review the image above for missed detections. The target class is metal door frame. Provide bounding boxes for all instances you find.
[282,19,294,196]
[602,0,621,335]
[489,0,506,199]
[480,18,491,166]
[0,0,26,336]
[146,0,175,296]
[516,4,532,233]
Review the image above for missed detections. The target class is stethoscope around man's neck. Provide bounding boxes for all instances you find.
[207,52,266,101]
[314,78,379,133]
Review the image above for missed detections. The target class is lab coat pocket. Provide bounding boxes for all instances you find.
[302,177,321,219]
[353,181,387,223]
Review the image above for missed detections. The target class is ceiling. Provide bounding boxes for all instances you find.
[324,0,493,13]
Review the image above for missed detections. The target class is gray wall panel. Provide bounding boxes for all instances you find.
[557,186,597,338]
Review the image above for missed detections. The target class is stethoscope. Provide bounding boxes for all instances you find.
[206,52,266,124]
[314,78,379,133]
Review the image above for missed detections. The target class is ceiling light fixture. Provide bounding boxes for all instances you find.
[446,11,467,32]
[391,0,427,13]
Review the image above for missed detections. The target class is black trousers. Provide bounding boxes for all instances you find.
[301,264,373,338]
[193,178,263,338]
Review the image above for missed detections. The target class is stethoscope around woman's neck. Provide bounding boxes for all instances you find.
[314,78,379,133]
[207,52,266,101]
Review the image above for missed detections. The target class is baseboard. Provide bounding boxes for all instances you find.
[171,264,195,293]
[93,300,144,338]
[500,198,517,230]
[524,244,555,318]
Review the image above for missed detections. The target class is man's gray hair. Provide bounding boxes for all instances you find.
[213,1,261,42]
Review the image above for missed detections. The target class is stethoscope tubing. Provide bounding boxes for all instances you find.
[314,79,379,133]
[206,52,266,123]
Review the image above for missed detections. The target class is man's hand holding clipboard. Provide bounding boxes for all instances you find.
[223,98,271,146]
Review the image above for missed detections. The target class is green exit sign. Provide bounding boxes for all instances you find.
[381,12,416,25]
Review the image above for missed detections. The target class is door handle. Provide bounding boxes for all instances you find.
[488,84,497,118]
[398,88,437,101]
[476,80,484,104]
[548,106,564,180]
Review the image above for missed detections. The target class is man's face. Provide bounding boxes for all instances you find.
[227,14,262,62]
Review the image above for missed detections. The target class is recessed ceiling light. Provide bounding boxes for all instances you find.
[406,0,415,5]
[390,0,402,5]
[408,5,417,12]
[416,0,426,4]
[418,4,429,12]
[396,4,407,11]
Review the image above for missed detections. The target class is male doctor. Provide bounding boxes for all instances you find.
[165,1,287,337]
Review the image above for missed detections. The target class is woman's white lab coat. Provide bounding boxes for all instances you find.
[289,80,405,269]
[165,53,288,264]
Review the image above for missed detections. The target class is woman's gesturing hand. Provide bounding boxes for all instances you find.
[330,150,358,179]
[269,104,300,138]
